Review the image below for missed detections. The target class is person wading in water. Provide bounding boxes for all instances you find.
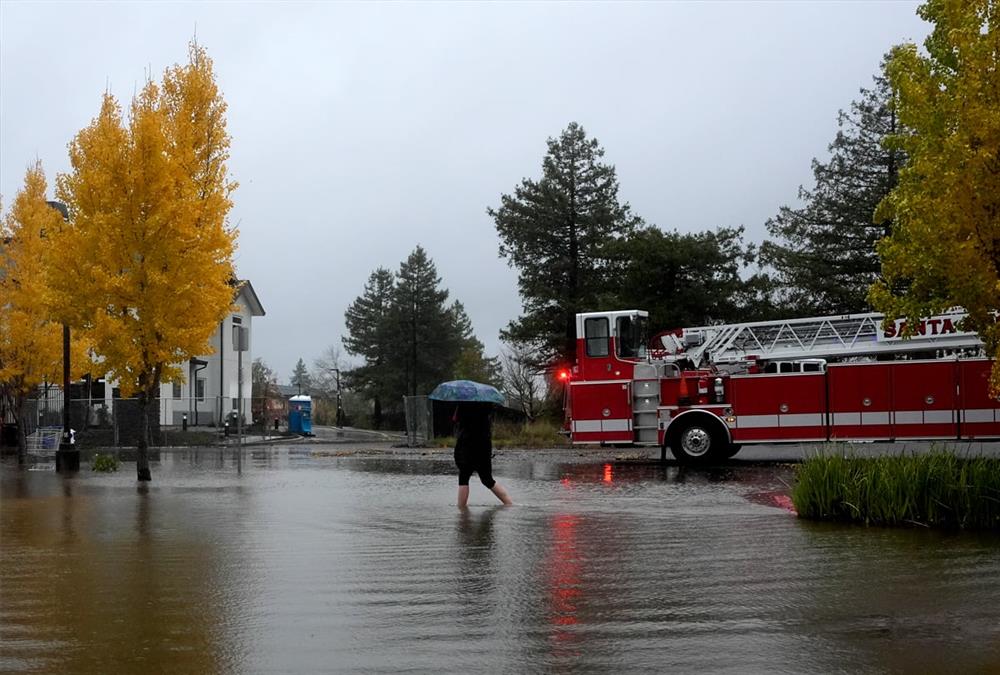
[453,402,513,508]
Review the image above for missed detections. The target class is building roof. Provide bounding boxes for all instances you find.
[236,279,266,316]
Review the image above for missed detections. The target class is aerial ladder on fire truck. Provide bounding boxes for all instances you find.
[652,309,982,369]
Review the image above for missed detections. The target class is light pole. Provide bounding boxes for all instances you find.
[327,368,344,427]
[47,201,79,473]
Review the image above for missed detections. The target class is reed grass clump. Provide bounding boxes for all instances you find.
[91,453,120,472]
[792,450,1000,529]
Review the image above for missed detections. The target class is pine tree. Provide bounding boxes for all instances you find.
[448,301,501,385]
[611,226,777,332]
[491,122,641,367]
[387,246,458,398]
[761,60,905,315]
[290,358,311,394]
[343,267,395,428]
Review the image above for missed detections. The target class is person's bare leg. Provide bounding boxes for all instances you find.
[490,483,513,506]
[457,485,470,509]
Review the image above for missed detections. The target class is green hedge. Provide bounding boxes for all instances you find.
[792,450,1000,529]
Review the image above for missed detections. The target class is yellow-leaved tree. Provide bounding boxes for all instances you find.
[870,0,1000,393]
[54,42,237,481]
[0,162,90,460]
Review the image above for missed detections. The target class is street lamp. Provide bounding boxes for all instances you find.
[46,201,79,473]
[327,368,344,428]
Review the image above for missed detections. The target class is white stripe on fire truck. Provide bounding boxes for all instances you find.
[862,412,890,425]
[734,414,825,428]
[963,409,997,423]
[572,419,633,433]
[602,419,631,432]
[780,413,824,427]
[832,412,890,425]
[736,415,779,428]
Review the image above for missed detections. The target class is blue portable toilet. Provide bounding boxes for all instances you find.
[288,395,312,435]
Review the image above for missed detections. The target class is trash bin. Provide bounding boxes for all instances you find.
[288,395,312,435]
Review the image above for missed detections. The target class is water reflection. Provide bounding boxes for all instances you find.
[2,451,1000,673]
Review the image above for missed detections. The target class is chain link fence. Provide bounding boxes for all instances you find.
[403,395,433,447]
[2,395,289,449]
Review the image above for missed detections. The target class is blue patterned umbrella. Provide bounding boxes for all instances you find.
[428,380,505,405]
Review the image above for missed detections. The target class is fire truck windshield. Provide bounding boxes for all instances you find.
[616,314,647,359]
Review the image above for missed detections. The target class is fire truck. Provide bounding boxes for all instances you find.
[564,308,998,462]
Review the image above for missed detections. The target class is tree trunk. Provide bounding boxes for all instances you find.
[137,392,152,481]
[15,397,28,465]
[373,395,382,430]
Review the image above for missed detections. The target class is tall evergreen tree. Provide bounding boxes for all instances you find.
[387,246,459,398]
[760,60,905,315]
[610,226,777,331]
[343,267,395,427]
[449,301,501,386]
[491,122,642,367]
[290,358,310,394]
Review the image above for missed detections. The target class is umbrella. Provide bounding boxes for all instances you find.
[428,380,505,406]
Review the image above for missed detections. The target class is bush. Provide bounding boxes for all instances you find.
[792,449,1000,529]
[91,453,120,472]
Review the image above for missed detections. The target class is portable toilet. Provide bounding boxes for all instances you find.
[288,395,312,435]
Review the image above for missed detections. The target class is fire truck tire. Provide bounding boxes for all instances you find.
[668,416,726,463]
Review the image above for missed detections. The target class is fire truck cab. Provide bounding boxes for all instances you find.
[565,308,999,463]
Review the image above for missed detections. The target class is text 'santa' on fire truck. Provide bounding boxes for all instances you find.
[563,309,997,462]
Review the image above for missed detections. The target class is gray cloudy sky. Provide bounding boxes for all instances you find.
[1,1,929,381]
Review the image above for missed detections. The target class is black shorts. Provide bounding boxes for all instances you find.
[454,448,495,489]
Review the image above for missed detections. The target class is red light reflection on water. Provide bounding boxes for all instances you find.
[546,513,582,636]
[602,463,613,483]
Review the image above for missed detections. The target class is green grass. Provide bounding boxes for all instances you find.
[435,419,569,449]
[91,453,120,472]
[792,449,1000,529]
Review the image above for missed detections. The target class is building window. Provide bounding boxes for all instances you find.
[232,316,242,324]
[196,378,206,402]
[172,382,182,399]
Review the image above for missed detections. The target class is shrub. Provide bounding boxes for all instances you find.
[792,449,1000,529]
[91,453,120,472]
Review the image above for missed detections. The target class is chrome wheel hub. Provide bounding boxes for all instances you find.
[681,427,711,457]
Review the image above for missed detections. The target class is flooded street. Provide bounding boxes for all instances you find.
[3,448,1000,673]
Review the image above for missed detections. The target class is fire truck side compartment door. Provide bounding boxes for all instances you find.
[891,360,958,440]
[568,381,633,443]
[958,359,1000,439]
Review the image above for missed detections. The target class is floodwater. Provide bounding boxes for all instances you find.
[2,449,1000,674]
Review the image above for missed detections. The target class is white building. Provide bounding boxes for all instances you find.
[158,280,266,426]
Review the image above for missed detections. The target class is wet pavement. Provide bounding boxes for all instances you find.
[2,448,1000,673]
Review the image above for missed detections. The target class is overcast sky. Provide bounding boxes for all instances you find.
[1,1,930,381]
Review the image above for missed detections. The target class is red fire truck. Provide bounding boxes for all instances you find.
[564,309,998,462]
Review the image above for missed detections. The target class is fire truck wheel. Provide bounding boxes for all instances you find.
[669,417,724,462]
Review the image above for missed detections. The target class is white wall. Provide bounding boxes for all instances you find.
[158,288,256,426]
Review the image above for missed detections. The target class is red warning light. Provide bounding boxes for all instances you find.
[558,369,570,381]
